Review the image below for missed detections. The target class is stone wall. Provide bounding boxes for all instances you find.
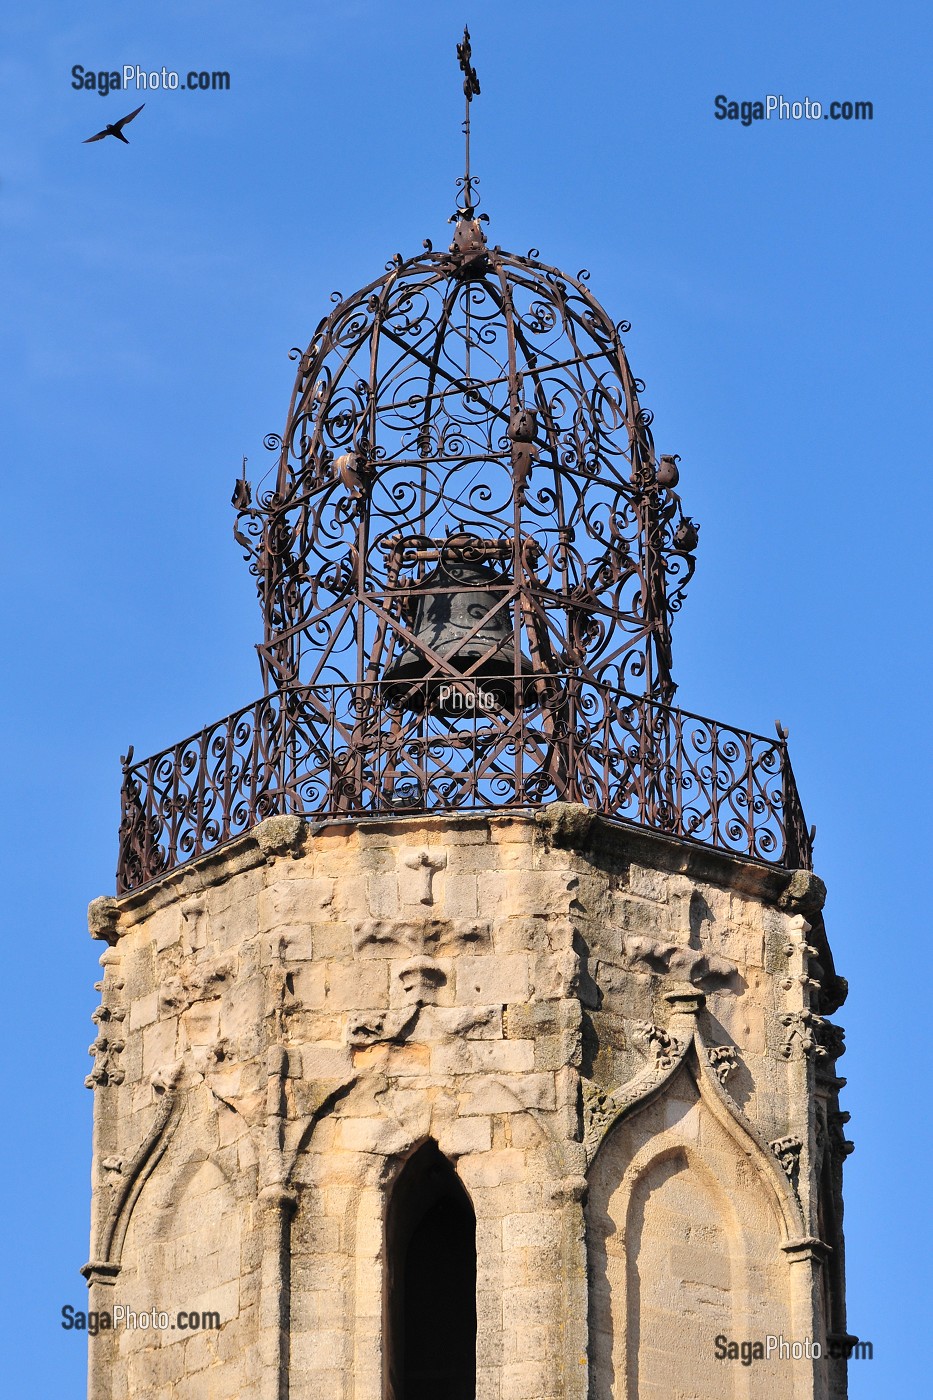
[83,808,850,1400]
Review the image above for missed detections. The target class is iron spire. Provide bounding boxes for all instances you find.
[456,26,481,216]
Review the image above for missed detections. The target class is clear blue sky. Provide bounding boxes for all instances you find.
[1,1,929,1393]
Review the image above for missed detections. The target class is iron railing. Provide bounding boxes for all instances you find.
[117,677,812,893]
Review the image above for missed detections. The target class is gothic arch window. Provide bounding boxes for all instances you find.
[385,1140,477,1400]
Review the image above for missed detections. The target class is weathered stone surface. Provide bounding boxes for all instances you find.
[780,867,829,916]
[535,801,598,849]
[85,813,848,1400]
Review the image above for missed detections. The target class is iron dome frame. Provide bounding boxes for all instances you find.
[234,237,697,704]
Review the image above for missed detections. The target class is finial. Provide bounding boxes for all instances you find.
[232,454,251,509]
[456,25,481,217]
[448,26,488,275]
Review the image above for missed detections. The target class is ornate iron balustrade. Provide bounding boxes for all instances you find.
[117,679,812,893]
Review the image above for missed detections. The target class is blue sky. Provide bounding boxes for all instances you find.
[1,1,930,1393]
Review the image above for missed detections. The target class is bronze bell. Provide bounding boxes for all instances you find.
[383,555,534,713]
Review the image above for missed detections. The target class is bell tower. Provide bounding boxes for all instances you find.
[84,30,853,1400]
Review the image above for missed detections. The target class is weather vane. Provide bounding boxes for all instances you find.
[456,26,481,214]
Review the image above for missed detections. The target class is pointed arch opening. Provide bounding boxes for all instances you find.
[385,1140,476,1400]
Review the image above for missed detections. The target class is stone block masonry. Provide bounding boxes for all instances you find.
[83,808,851,1400]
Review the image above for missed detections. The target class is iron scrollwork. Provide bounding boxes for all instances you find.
[117,680,810,892]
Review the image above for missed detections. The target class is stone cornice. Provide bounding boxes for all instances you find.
[92,807,830,946]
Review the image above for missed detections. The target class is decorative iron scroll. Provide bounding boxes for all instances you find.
[117,679,812,893]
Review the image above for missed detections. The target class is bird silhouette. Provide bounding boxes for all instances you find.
[83,104,145,144]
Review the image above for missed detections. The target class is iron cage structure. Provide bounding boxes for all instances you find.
[117,207,811,893]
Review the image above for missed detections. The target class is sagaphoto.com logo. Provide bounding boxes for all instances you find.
[72,64,230,96]
[714,94,873,126]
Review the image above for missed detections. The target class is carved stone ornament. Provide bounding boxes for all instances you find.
[816,1019,846,1061]
[86,951,126,1090]
[770,1135,803,1181]
[346,1008,421,1048]
[621,934,738,991]
[706,1043,739,1086]
[829,1108,855,1157]
[779,1009,827,1060]
[400,849,447,906]
[632,1021,681,1069]
[581,1081,618,1158]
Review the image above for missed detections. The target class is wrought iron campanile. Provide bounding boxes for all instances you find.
[117,34,811,893]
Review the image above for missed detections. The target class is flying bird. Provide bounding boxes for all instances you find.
[83,104,145,145]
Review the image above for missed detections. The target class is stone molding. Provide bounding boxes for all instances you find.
[582,992,809,1247]
[89,1069,182,1278]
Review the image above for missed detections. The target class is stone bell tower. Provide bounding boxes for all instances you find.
[83,32,853,1400]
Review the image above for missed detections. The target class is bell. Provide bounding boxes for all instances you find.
[383,556,534,713]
